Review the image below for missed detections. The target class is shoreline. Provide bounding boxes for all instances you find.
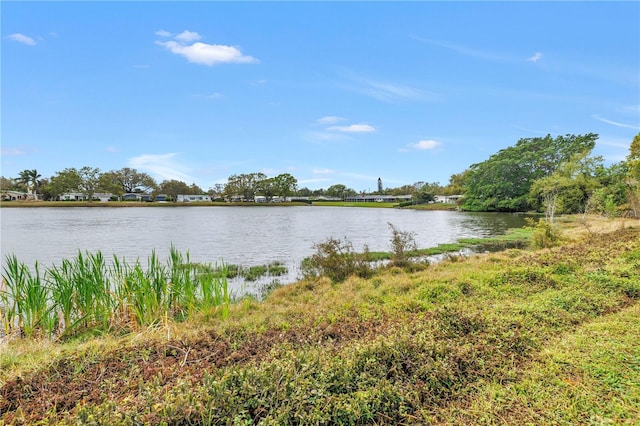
[0,200,459,210]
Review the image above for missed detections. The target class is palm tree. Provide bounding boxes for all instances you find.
[17,169,42,200]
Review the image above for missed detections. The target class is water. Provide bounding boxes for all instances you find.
[0,206,528,295]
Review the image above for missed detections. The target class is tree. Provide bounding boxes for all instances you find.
[272,173,298,201]
[97,171,125,197]
[528,152,603,221]
[0,176,19,191]
[462,133,598,212]
[47,168,83,199]
[77,167,102,201]
[256,177,277,202]
[208,183,226,200]
[111,168,157,194]
[17,169,42,200]
[224,173,266,201]
[158,180,193,202]
[297,187,312,197]
[326,184,347,199]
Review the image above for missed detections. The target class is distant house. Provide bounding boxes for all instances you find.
[176,194,212,202]
[59,192,114,202]
[1,190,27,201]
[93,193,114,202]
[344,194,412,203]
[154,194,169,202]
[120,193,138,201]
[434,195,463,204]
[60,192,87,201]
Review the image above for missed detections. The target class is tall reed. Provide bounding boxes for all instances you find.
[1,247,231,340]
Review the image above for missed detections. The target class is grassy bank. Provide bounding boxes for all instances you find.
[1,216,639,424]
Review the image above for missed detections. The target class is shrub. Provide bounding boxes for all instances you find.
[388,223,418,267]
[528,218,561,249]
[301,237,372,283]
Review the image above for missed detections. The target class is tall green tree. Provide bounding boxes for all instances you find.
[462,133,598,212]
[111,168,157,194]
[76,167,102,201]
[158,180,193,202]
[224,173,266,201]
[272,173,298,201]
[47,168,83,199]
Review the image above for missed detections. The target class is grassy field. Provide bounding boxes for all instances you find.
[1,216,639,424]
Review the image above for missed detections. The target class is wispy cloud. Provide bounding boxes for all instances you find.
[327,124,376,133]
[129,153,198,183]
[1,147,27,156]
[413,37,507,61]
[528,52,543,63]
[342,75,430,103]
[592,114,640,130]
[155,30,258,66]
[316,116,346,125]
[155,29,172,37]
[7,33,36,46]
[400,139,441,152]
[174,30,201,43]
[105,146,118,153]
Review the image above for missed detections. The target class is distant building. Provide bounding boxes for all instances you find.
[344,194,412,203]
[433,195,463,204]
[1,190,27,201]
[176,194,212,202]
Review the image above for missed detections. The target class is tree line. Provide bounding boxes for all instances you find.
[0,167,451,203]
[1,132,639,217]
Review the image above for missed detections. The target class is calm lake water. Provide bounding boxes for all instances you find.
[0,206,528,295]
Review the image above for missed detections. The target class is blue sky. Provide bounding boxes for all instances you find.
[2,1,639,192]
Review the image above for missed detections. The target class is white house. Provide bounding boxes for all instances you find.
[434,195,463,204]
[177,194,212,202]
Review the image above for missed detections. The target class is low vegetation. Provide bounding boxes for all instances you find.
[1,216,639,424]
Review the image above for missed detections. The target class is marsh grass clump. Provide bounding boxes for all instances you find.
[1,247,230,339]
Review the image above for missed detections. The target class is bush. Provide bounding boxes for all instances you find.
[528,218,561,249]
[388,223,418,267]
[301,237,372,283]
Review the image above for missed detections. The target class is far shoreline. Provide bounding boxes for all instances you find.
[0,200,459,210]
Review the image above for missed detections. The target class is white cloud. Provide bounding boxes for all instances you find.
[155,30,172,37]
[327,124,376,133]
[1,147,26,156]
[174,30,202,43]
[407,139,441,151]
[105,146,118,153]
[156,30,258,66]
[316,116,346,125]
[129,153,198,183]
[592,114,640,130]
[528,52,543,63]
[7,33,36,46]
